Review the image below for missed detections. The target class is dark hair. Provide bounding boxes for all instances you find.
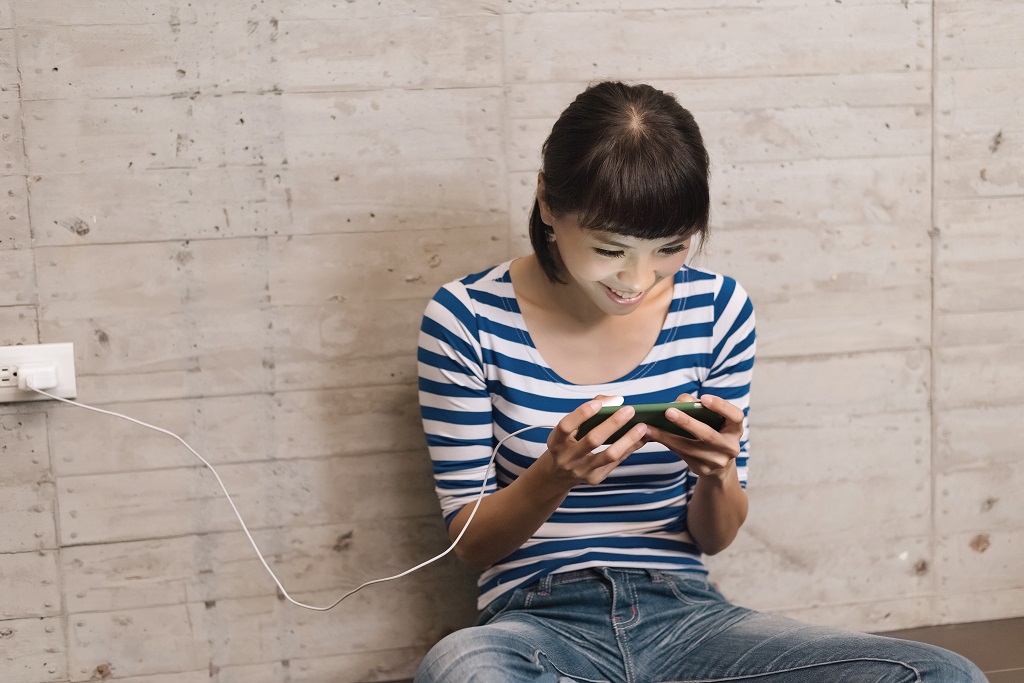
[529,81,711,283]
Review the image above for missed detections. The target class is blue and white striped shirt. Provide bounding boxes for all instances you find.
[417,260,756,608]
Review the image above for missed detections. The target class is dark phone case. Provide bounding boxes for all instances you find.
[575,401,726,445]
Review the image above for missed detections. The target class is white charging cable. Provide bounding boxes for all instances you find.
[26,380,551,611]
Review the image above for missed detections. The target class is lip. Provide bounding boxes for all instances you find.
[602,283,646,305]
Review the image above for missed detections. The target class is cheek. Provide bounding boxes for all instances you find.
[564,254,617,282]
[555,243,605,277]
[658,253,690,276]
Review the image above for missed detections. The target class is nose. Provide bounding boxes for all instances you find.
[618,258,657,293]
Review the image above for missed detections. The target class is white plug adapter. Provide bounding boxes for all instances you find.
[0,343,76,402]
[17,364,60,391]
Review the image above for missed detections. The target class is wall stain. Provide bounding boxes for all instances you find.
[59,217,90,236]
[333,531,354,552]
[91,662,113,680]
[175,132,192,156]
[175,248,194,266]
[989,130,1003,153]
[969,534,991,553]
[913,559,928,576]
[981,497,998,512]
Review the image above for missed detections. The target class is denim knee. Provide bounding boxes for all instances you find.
[415,629,491,683]
[920,645,988,683]
[414,626,566,683]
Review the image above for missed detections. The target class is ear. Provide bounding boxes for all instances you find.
[536,173,555,226]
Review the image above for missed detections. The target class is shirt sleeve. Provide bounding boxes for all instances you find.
[417,283,496,526]
[699,275,756,488]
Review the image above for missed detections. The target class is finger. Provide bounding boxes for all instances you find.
[551,398,604,442]
[674,393,697,403]
[663,406,720,442]
[574,404,637,452]
[644,426,706,466]
[606,422,649,460]
[646,424,700,445]
[645,425,732,472]
[697,394,744,426]
[672,448,733,475]
[556,397,631,442]
[586,423,647,482]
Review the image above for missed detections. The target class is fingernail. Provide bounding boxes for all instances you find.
[665,408,679,419]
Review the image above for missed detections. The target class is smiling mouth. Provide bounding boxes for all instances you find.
[603,284,644,303]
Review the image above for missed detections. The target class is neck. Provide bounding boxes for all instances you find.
[516,256,602,327]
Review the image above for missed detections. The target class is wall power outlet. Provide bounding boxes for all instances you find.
[0,342,77,403]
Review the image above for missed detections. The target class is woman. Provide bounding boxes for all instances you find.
[415,81,984,682]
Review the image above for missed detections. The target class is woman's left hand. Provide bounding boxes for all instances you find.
[643,393,744,479]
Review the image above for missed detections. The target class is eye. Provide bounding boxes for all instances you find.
[659,245,688,256]
[593,248,625,258]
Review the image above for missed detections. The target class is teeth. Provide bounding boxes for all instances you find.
[609,286,641,300]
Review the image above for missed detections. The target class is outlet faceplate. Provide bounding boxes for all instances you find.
[0,343,77,403]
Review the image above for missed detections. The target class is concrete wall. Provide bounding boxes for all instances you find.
[1,1,1021,681]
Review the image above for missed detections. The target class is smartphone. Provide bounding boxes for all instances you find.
[575,401,725,445]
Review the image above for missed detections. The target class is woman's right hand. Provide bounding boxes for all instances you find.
[447,396,647,568]
[544,396,648,487]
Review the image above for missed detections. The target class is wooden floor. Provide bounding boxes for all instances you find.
[881,616,1024,682]
[394,617,1024,682]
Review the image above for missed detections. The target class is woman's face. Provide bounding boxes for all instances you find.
[544,209,691,318]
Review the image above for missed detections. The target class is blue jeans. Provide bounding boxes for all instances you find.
[415,568,987,682]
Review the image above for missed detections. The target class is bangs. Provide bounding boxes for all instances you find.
[570,137,710,241]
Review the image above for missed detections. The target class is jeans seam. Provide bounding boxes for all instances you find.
[533,649,612,683]
[616,578,641,628]
[612,626,637,683]
[663,574,701,605]
[478,585,529,625]
[661,657,923,682]
[609,573,639,683]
